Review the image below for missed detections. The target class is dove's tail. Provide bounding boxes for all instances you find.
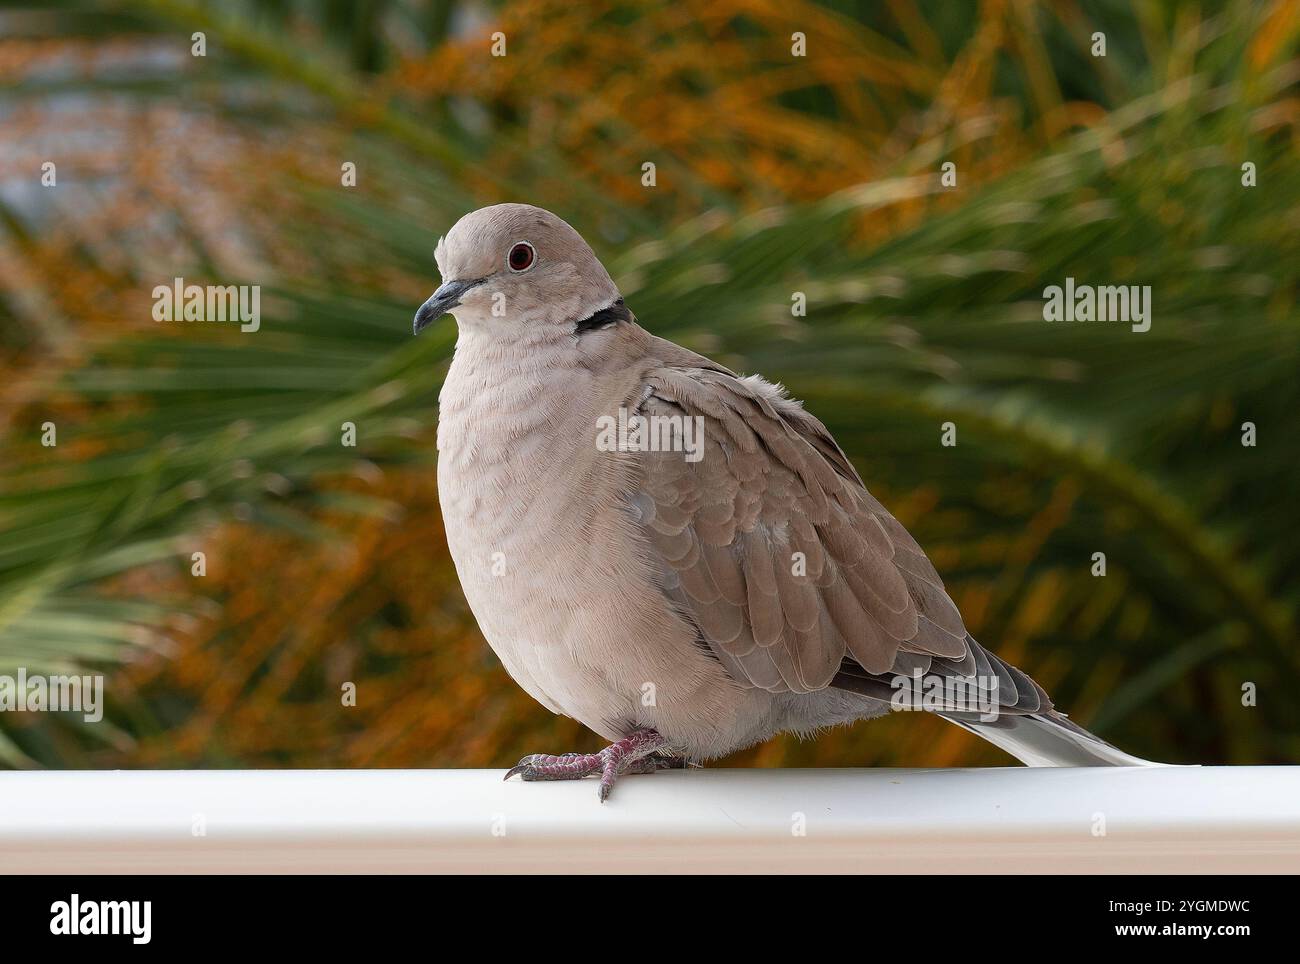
[944,712,1164,767]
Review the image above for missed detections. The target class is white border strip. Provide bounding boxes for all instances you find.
[2,766,1298,873]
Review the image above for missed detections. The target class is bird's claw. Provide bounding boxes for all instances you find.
[503,728,677,801]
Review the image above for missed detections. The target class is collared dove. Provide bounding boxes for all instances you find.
[416,203,1154,800]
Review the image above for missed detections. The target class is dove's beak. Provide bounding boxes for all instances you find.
[413,278,483,335]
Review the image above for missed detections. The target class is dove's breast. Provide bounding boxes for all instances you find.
[434,338,786,756]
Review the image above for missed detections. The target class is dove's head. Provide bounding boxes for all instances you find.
[413,203,621,337]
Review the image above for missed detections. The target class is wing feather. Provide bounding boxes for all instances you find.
[629,358,1044,713]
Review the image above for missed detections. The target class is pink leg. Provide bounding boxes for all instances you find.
[504,728,681,801]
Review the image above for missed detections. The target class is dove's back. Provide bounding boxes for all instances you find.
[438,319,1151,767]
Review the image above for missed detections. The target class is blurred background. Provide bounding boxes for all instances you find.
[0,0,1296,771]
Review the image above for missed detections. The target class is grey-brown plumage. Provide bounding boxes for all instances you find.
[420,203,1154,796]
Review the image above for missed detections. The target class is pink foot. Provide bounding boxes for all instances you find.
[504,728,682,801]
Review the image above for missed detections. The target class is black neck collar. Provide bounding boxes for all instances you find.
[575,298,632,335]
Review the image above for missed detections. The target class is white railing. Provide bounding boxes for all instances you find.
[2,766,1297,873]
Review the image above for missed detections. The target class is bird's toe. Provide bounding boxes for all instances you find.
[504,751,601,782]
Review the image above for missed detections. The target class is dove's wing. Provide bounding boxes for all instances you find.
[628,360,1049,717]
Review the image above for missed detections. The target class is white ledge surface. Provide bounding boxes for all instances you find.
[2,766,1298,873]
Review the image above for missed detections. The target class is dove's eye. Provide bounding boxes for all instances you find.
[507,241,535,272]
